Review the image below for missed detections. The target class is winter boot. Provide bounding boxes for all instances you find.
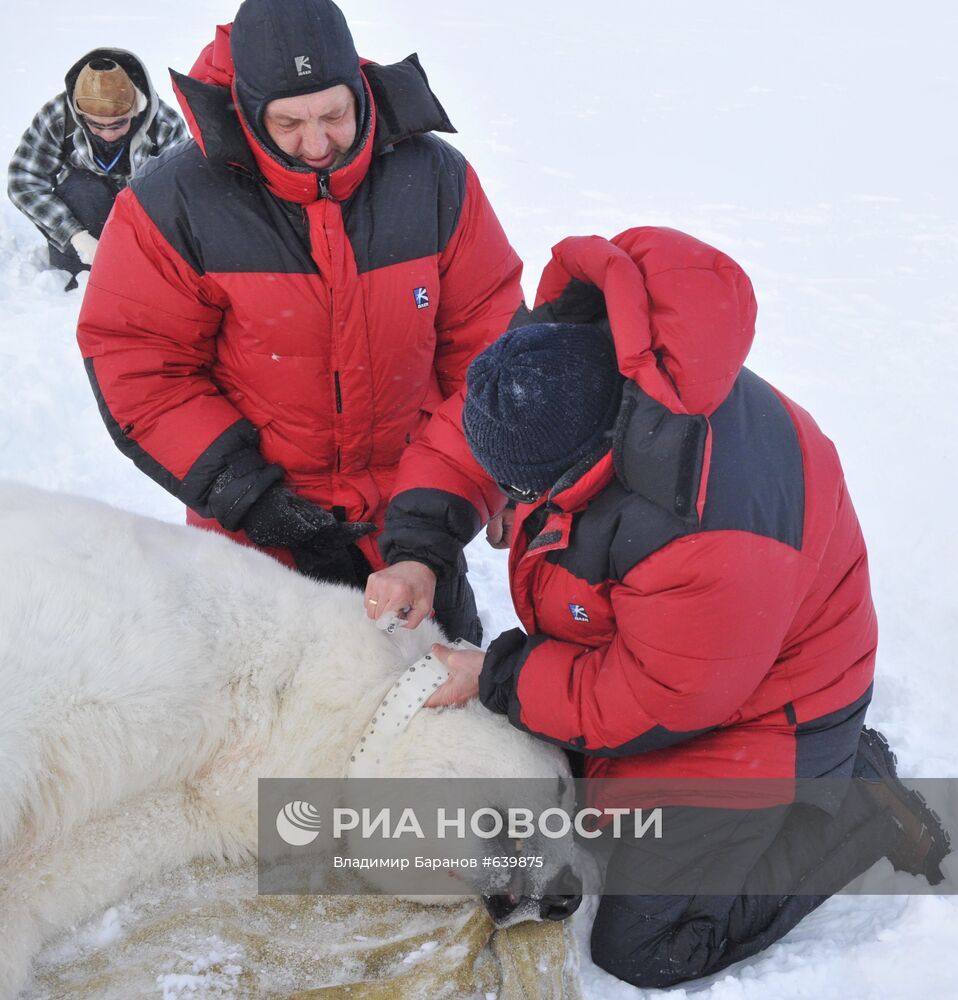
[855,726,951,885]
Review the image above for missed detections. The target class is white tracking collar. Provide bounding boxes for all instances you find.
[347,637,480,778]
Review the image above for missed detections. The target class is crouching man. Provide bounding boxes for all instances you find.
[7,49,187,289]
[364,226,951,988]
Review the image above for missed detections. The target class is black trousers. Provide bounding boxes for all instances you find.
[46,170,118,280]
[590,780,900,989]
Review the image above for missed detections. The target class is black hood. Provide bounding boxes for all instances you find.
[62,47,158,176]
[230,0,365,146]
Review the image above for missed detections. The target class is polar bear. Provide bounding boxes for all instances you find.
[0,482,576,998]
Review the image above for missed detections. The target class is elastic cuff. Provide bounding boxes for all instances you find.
[218,464,283,531]
[49,213,86,253]
[181,419,283,527]
[384,550,446,582]
[479,627,529,715]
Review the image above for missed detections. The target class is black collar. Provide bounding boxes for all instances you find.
[612,381,708,525]
[171,52,457,176]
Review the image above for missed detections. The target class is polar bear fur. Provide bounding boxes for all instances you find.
[0,482,570,997]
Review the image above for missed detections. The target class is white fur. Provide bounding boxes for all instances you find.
[0,482,568,997]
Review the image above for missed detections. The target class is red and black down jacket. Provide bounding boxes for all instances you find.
[76,22,522,573]
[385,227,877,795]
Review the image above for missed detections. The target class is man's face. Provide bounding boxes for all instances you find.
[263,86,358,171]
[79,114,133,141]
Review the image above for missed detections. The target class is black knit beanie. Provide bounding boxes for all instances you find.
[231,0,366,150]
[462,323,623,493]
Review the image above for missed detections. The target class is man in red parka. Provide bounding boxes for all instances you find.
[76,0,522,643]
[366,227,951,987]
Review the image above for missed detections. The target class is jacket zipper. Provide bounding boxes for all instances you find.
[334,368,343,470]
[327,228,341,475]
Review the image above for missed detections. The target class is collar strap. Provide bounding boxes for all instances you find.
[94,144,126,173]
[346,637,480,778]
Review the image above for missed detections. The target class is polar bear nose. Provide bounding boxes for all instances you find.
[538,891,582,920]
[483,865,584,923]
[537,864,583,921]
[482,891,522,922]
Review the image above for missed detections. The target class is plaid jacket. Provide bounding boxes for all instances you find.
[7,92,187,251]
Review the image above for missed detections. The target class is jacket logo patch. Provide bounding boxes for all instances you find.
[414,287,430,310]
[569,604,590,623]
[295,56,313,76]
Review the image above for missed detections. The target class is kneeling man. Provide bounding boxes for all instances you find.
[365,226,952,988]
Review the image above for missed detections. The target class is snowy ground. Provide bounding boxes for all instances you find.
[2,1,957,997]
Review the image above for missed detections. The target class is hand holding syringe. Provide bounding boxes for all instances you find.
[363,560,438,632]
[374,607,410,634]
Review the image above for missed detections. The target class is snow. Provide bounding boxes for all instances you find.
[36,904,134,968]
[155,939,245,999]
[402,939,440,964]
[2,0,957,997]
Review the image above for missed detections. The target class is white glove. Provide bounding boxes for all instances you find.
[69,230,99,266]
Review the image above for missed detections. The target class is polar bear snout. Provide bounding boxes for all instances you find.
[482,862,582,924]
[536,864,583,920]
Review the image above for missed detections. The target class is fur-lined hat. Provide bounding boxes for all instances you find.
[73,58,136,116]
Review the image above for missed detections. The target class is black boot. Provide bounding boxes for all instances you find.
[47,243,90,291]
[855,726,951,884]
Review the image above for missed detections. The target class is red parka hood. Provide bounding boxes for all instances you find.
[187,22,234,90]
[533,227,757,418]
[526,228,758,521]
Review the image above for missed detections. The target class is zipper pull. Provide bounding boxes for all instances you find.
[318,172,330,199]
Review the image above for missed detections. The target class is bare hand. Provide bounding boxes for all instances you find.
[364,560,437,629]
[424,643,485,707]
[485,506,516,550]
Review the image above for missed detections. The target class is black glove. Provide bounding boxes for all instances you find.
[241,484,376,550]
[292,542,373,588]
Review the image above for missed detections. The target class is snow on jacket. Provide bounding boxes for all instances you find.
[76,20,522,573]
[385,227,877,794]
[7,48,187,251]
